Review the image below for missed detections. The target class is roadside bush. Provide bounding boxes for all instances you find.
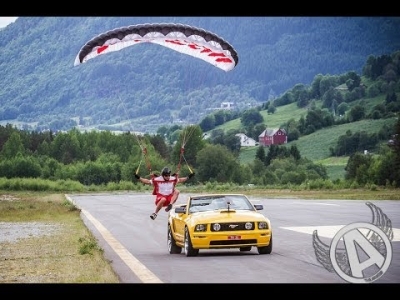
[281,171,306,185]
[307,178,328,190]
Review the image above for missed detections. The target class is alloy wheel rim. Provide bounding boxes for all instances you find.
[184,233,188,254]
[167,228,171,251]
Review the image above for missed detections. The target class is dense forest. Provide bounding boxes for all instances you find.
[1,17,400,133]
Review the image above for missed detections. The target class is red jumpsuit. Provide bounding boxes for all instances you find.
[151,175,178,206]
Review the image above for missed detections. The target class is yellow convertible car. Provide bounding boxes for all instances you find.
[167,194,272,257]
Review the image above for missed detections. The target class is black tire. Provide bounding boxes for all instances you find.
[257,235,273,255]
[184,227,199,257]
[239,246,252,252]
[168,224,182,254]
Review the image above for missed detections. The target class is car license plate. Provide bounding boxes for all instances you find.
[228,235,241,240]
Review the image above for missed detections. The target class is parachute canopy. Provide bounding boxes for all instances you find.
[73,23,239,72]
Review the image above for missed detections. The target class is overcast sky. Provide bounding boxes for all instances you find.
[0,17,18,28]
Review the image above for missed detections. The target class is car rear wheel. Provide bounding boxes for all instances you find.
[239,246,252,252]
[184,227,199,257]
[168,224,182,254]
[257,235,272,255]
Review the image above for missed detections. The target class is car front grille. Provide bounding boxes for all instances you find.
[210,222,255,232]
[210,239,257,246]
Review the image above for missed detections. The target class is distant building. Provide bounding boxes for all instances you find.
[220,102,235,110]
[235,133,257,147]
[258,128,287,147]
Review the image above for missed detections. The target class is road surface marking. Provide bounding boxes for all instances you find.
[291,202,340,206]
[281,225,400,241]
[66,196,163,283]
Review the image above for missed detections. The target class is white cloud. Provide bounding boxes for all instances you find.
[0,17,18,28]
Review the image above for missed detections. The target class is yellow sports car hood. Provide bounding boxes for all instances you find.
[188,209,269,224]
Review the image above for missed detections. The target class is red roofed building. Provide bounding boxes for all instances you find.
[258,128,287,147]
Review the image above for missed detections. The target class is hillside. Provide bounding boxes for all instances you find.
[225,90,399,180]
[1,17,400,132]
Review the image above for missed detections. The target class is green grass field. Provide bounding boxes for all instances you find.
[226,96,397,181]
[217,102,308,132]
[288,118,396,161]
[238,118,396,162]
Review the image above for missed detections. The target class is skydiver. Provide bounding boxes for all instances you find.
[135,167,195,220]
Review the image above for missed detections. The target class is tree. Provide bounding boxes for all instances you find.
[322,87,336,109]
[267,103,276,114]
[199,115,215,132]
[172,125,205,171]
[240,108,264,127]
[337,102,349,116]
[223,131,241,155]
[348,105,365,122]
[319,75,338,96]
[148,134,170,160]
[0,132,25,159]
[310,74,323,99]
[390,113,400,186]
[253,123,266,141]
[213,110,227,126]
[209,129,225,146]
[287,128,300,142]
[289,145,301,160]
[255,145,266,162]
[345,71,361,91]
[345,152,372,181]
[275,91,293,106]
[196,144,239,183]
[264,144,280,167]
[156,126,169,137]
[0,154,42,178]
[50,130,82,164]
[305,109,324,130]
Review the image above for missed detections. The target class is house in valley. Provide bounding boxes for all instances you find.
[258,128,287,146]
[220,102,235,110]
[235,133,257,147]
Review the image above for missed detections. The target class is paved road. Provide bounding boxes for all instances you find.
[66,193,400,283]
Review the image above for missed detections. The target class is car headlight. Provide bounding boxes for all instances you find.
[245,222,253,230]
[194,224,207,232]
[212,223,221,231]
[258,222,269,229]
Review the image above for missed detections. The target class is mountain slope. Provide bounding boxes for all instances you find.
[1,17,400,132]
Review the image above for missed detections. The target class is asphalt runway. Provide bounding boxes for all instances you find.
[66,193,400,284]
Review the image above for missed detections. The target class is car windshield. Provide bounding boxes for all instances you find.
[188,195,254,213]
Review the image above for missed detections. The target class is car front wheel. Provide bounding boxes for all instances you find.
[168,224,182,254]
[257,235,272,255]
[184,227,199,257]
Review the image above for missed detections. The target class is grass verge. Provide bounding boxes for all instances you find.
[0,192,120,283]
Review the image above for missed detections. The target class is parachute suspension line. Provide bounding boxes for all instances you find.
[176,145,184,174]
[176,125,195,175]
[178,56,208,176]
[119,97,153,176]
[135,158,143,174]
[132,133,155,178]
[184,57,209,127]
[138,142,153,175]
[179,145,194,174]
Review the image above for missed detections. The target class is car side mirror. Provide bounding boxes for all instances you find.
[175,206,186,214]
[254,204,263,210]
